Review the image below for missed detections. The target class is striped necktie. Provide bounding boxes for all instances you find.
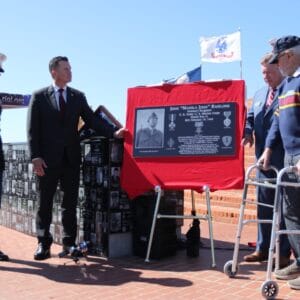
[266,89,275,108]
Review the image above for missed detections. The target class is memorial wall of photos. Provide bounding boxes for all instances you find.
[0,138,132,257]
[0,138,184,258]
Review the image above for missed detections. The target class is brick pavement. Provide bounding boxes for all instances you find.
[0,221,299,300]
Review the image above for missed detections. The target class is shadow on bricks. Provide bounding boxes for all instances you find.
[0,235,265,286]
[0,257,194,287]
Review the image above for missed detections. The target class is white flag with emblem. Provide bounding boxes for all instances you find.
[200,31,241,63]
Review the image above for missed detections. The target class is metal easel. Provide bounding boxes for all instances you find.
[145,185,216,267]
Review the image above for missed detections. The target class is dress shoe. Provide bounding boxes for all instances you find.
[58,244,83,258]
[34,243,51,260]
[58,245,70,258]
[0,250,9,261]
[243,251,268,262]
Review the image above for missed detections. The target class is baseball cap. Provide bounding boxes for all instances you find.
[269,35,300,64]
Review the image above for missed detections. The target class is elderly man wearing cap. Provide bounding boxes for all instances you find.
[0,53,9,261]
[242,52,290,268]
[259,35,300,289]
[136,111,163,148]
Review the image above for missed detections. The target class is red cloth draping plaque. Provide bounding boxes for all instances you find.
[121,80,245,199]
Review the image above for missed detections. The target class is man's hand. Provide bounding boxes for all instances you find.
[113,127,128,139]
[257,148,272,170]
[241,134,254,147]
[32,157,47,176]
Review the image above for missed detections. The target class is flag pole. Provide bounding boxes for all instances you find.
[238,27,242,79]
[199,36,203,81]
[240,60,242,79]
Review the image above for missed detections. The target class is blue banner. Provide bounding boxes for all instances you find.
[163,66,202,84]
[0,93,31,108]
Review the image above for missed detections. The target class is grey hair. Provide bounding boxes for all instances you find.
[260,52,273,65]
[288,45,300,56]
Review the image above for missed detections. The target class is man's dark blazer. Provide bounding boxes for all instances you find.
[244,85,284,170]
[27,85,115,168]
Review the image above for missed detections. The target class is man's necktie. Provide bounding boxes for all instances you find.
[266,88,275,108]
[58,88,66,119]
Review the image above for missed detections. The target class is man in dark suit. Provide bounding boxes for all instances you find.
[0,53,9,261]
[242,52,290,267]
[27,56,125,260]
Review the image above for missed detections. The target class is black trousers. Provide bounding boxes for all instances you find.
[256,169,290,256]
[0,170,3,208]
[36,158,80,247]
[282,154,300,262]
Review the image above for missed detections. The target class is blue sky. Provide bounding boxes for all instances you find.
[1,0,299,142]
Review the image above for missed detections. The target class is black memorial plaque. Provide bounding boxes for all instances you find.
[133,102,236,157]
